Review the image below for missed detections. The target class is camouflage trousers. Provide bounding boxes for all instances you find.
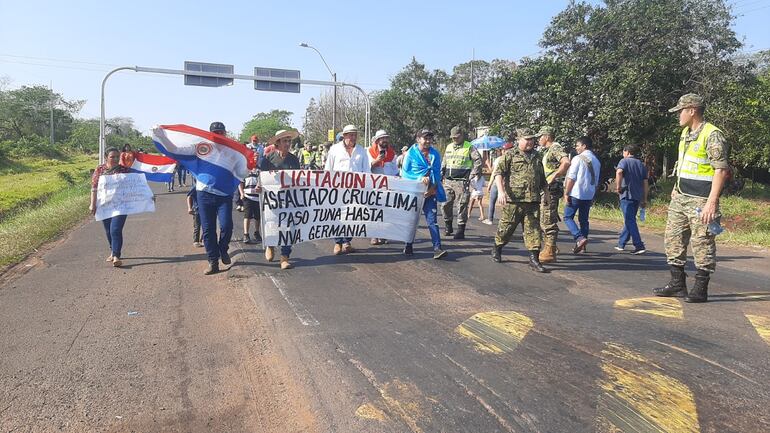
[540,189,562,246]
[664,192,720,272]
[495,202,542,251]
[441,179,470,226]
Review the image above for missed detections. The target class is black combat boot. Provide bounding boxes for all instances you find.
[445,221,454,236]
[453,224,466,240]
[685,269,710,303]
[204,261,220,275]
[528,251,547,273]
[653,265,687,297]
[491,245,503,263]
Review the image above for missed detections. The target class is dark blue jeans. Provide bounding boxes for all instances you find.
[197,190,234,262]
[177,168,187,185]
[563,197,592,240]
[487,183,498,220]
[334,237,353,245]
[406,196,441,250]
[102,214,127,258]
[618,198,645,249]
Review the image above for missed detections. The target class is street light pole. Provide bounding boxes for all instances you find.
[300,43,337,137]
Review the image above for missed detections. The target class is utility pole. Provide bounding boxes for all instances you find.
[468,49,474,130]
[300,43,337,137]
[49,81,55,145]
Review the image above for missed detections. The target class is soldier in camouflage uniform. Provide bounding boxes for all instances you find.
[441,126,483,239]
[537,126,571,263]
[491,128,550,273]
[654,94,730,303]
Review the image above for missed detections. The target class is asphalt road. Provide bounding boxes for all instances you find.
[1,184,769,432]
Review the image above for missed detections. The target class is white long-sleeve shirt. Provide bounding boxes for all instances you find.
[324,141,371,173]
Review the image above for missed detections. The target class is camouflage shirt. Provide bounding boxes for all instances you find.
[541,141,569,180]
[683,122,730,170]
[493,146,546,203]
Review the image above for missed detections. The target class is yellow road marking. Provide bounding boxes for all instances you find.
[348,358,429,433]
[746,314,770,346]
[356,403,387,422]
[455,311,534,354]
[597,343,700,433]
[613,297,683,319]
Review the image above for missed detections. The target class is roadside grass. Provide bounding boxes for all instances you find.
[0,154,96,218]
[0,184,91,267]
[589,180,770,248]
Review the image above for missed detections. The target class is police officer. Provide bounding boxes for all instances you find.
[654,94,730,303]
[301,144,316,169]
[491,128,549,273]
[537,126,570,263]
[441,126,482,239]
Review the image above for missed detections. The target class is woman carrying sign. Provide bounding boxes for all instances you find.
[90,147,131,267]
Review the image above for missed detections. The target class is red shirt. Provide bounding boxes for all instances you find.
[91,164,130,191]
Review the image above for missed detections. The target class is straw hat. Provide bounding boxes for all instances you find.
[268,129,299,146]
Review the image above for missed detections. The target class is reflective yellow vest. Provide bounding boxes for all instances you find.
[676,122,719,198]
[444,141,473,179]
[302,149,314,165]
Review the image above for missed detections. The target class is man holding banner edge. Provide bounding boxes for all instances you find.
[401,129,447,259]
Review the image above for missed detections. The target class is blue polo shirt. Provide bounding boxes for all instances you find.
[617,157,648,201]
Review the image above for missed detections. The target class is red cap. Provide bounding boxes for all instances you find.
[503,142,514,150]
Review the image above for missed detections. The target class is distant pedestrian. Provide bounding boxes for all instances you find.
[167,162,176,192]
[397,145,409,171]
[483,143,514,225]
[325,124,370,255]
[260,129,301,270]
[537,126,571,263]
[238,168,262,245]
[441,126,482,239]
[90,147,131,267]
[614,144,648,254]
[119,143,135,167]
[563,136,601,254]
[653,94,730,303]
[400,129,447,259]
[467,173,486,222]
[491,128,549,273]
[176,164,187,187]
[247,134,265,166]
[186,186,202,247]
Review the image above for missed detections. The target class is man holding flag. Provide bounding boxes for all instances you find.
[153,121,255,275]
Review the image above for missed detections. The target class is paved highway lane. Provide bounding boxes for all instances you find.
[2,187,769,432]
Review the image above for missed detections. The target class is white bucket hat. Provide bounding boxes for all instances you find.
[372,129,389,142]
[342,124,358,135]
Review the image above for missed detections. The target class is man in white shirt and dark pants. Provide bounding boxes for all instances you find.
[563,136,601,253]
[324,124,371,255]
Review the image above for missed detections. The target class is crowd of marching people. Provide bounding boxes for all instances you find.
[93,93,727,302]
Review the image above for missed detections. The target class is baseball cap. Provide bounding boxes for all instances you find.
[209,121,226,133]
[516,127,537,139]
[416,129,434,138]
[537,126,555,137]
[668,93,705,113]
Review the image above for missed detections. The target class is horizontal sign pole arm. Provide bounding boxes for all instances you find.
[134,66,342,86]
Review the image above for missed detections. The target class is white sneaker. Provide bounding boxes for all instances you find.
[481,219,493,225]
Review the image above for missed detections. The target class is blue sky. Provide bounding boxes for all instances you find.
[1,0,768,138]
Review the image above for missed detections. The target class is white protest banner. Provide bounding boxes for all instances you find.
[95,173,156,221]
[260,170,427,246]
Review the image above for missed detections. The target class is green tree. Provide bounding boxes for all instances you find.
[240,110,293,143]
[0,85,83,143]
